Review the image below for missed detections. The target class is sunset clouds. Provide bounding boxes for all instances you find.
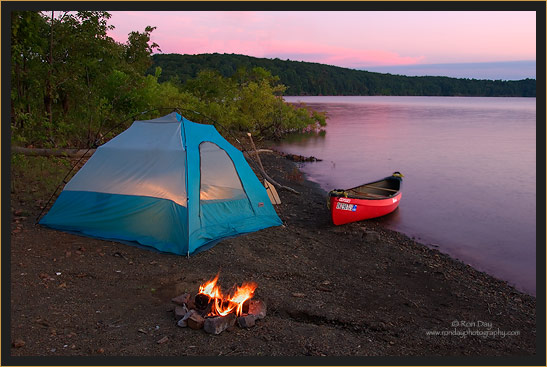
[107,11,536,69]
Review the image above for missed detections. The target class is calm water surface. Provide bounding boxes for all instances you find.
[277,96,536,295]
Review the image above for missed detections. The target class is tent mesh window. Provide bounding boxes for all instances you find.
[199,142,247,202]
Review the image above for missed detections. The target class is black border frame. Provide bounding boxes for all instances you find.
[2,1,545,366]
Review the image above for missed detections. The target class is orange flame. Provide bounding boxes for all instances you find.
[198,272,221,299]
[197,274,257,317]
[230,281,257,316]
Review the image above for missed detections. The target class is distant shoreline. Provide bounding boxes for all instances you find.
[150,53,537,97]
[361,60,536,81]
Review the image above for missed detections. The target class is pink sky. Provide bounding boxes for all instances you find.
[107,11,536,68]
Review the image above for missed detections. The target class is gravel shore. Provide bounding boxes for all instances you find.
[8,151,537,360]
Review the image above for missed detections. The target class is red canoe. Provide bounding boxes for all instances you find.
[328,172,403,226]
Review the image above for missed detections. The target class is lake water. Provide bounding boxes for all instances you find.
[277,96,536,295]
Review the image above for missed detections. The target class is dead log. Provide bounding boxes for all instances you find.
[14,147,271,159]
[11,146,96,158]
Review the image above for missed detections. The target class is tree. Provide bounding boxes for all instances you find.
[11,13,328,148]
[183,67,326,139]
[125,26,161,74]
[11,11,48,130]
[149,53,536,97]
[10,11,167,148]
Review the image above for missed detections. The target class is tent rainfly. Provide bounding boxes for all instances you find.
[40,112,282,255]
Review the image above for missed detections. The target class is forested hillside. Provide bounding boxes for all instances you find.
[149,53,536,97]
[10,12,325,148]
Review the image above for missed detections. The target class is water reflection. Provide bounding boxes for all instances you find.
[277,96,536,295]
[280,129,327,145]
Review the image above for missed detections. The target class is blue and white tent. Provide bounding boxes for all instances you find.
[40,112,282,255]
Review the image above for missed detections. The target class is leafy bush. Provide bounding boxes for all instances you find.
[11,11,327,148]
[182,67,326,140]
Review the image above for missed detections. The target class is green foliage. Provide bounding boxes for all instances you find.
[181,67,326,139]
[11,11,49,132]
[12,12,535,150]
[11,153,73,203]
[149,53,536,97]
[125,26,161,74]
[10,12,326,147]
[10,11,173,148]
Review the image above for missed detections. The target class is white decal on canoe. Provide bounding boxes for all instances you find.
[392,197,398,203]
[336,202,357,211]
[339,197,351,203]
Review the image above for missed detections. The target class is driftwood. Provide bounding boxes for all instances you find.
[242,149,273,158]
[12,146,273,159]
[247,133,266,173]
[12,146,96,158]
[246,133,282,204]
[252,163,300,195]
[244,136,300,196]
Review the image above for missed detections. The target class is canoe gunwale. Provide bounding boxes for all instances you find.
[330,177,402,201]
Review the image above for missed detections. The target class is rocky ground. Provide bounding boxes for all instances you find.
[8,151,537,361]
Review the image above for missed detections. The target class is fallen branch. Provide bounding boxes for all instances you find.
[14,147,272,158]
[242,149,273,157]
[254,163,300,195]
[246,134,299,196]
[244,155,299,195]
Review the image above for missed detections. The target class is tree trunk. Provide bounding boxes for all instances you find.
[11,101,16,127]
[46,11,54,140]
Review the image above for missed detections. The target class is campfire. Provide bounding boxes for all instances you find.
[172,273,267,335]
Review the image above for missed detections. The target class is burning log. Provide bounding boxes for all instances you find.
[172,272,265,335]
[195,293,211,310]
[197,273,257,317]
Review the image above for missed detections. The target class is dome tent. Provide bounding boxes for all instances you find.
[40,112,282,255]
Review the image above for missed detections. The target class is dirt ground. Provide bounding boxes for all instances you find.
[8,151,537,360]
